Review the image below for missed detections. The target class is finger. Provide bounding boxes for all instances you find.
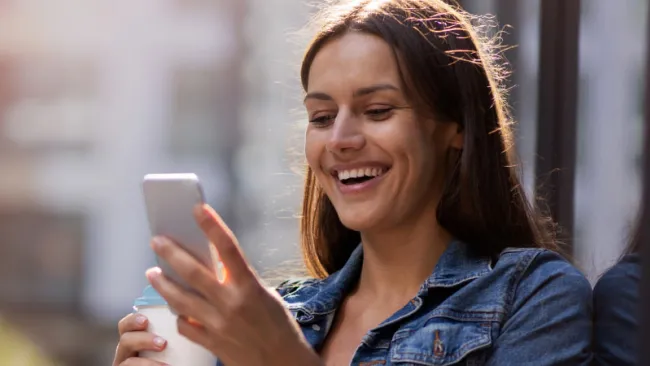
[118,313,148,335]
[151,236,222,301]
[194,204,253,282]
[177,315,213,353]
[146,267,217,327]
[114,332,166,364]
[120,357,169,366]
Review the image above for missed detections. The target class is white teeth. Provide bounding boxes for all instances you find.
[336,167,386,181]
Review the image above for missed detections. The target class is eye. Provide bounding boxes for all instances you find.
[309,113,336,127]
[365,107,394,121]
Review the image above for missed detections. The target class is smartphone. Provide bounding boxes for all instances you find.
[142,173,223,291]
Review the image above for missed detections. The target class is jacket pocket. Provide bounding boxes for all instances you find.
[390,316,492,366]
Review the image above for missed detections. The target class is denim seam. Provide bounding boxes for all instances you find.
[502,249,542,325]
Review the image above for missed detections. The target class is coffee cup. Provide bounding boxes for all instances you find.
[133,286,217,366]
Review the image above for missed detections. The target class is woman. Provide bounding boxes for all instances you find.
[113,0,592,365]
[592,222,642,366]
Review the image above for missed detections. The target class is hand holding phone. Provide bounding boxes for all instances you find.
[143,193,321,366]
[142,173,223,289]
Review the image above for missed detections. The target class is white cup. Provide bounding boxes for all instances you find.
[134,286,217,366]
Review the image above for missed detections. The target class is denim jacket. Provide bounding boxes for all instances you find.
[592,253,640,366]
[272,240,592,366]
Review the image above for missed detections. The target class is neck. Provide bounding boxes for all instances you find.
[354,204,452,303]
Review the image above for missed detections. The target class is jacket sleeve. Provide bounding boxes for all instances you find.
[485,251,593,366]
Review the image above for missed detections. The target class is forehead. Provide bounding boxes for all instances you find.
[307,32,402,93]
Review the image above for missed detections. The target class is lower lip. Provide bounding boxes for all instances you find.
[335,171,388,195]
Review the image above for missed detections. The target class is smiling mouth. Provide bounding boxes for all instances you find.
[334,167,390,185]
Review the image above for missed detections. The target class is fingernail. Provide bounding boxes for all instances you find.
[146,267,162,282]
[135,315,147,325]
[153,336,166,347]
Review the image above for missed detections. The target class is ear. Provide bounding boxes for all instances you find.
[449,123,464,150]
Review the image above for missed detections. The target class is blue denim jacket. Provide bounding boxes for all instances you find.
[592,253,640,366]
[273,240,592,366]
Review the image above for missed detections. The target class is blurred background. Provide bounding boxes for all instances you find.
[0,0,647,364]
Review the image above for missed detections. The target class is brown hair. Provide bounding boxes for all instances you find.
[299,0,558,278]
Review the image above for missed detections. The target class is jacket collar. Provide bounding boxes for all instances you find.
[423,239,493,288]
[291,239,492,316]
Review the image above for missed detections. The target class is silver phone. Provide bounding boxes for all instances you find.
[142,173,221,290]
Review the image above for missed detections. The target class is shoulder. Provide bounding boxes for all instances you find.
[594,253,640,294]
[476,249,592,363]
[593,253,640,312]
[592,254,640,364]
[497,247,587,281]
[497,248,591,312]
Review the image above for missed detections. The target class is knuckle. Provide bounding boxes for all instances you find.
[118,333,135,352]
[226,294,248,317]
[117,314,132,334]
[210,317,227,335]
[177,319,192,338]
[201,317,226,337]
[177,316,197,335]
[197,213,211,229]
[158,240,173,256]
[221,241,239,257]
[186,264,203,283]
[236,278,260,301]
[120,331,151,352]
[242,275,260,291]
[169,296,192,315]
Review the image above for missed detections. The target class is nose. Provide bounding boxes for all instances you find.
[325,111,366,154]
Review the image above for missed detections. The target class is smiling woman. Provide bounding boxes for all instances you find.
[113,1,592,366]
[292,2,591,365]
[298,1,562,278]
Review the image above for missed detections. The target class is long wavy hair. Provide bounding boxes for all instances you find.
[299,0,558,278]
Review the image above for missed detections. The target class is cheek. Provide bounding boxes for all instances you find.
[396,127,431,163]
[304,128,325,172]
[401,134,439,183]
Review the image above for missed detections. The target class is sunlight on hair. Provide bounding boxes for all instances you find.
[363,0,391,12]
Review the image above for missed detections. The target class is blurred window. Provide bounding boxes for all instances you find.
[169,64,241,155]
[0,210,85,310]
[0,59,98,153]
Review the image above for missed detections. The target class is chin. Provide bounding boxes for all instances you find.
[337,210,382,232]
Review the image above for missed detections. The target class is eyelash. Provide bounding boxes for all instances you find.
[309,107,395,126]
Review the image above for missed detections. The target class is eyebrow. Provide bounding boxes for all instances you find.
[303,83,400,103]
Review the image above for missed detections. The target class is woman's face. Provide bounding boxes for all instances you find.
[304,32,462,232]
